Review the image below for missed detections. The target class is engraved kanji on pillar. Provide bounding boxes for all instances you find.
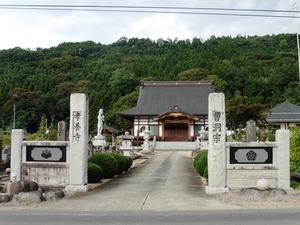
[73,111,82,142]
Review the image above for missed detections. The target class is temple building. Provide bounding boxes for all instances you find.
[119,81,214,142]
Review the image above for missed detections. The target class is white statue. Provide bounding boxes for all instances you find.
[97,109,104,138]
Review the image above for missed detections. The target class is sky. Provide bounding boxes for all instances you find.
[1,0,300,50]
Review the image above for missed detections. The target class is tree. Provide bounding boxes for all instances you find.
[204,75,227,92]
[107,89,139,130]
[0,34,299,133]
[176,68,210,81]
[105,68,138,105]
[226,91,268,131]
[26,114,57,140]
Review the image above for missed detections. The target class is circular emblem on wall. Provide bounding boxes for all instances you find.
[246,150,257,161]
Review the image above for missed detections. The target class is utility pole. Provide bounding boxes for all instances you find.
[297,33,300,83]
[13,102,16,129]
[294,3,300,83]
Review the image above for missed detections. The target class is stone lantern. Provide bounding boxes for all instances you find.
[141,128,153,154]
[117,131,134,156]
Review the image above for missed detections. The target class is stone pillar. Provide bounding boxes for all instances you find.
[10,129,25,181]
[246,120,257,142]
[205,93,229,194]
[276,130,290,189]
[66,93,90,192]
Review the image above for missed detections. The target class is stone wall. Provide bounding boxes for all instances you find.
[10,93,89,191]
[21,163,69,187]
[18,141,70,186]
[226,142,278,188]
[224,130,290,189]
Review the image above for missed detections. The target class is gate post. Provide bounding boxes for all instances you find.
[276,130,290,189]
[205,93,229,194]
[66,93,90,192]
[10,129,24,181]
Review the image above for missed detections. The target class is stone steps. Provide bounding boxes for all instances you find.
[154,141,198,150]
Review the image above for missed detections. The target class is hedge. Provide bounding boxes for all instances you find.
[124,156,133,171]
[194,150,208,178]
[88,153,118,178]
[110,153,127,175]
[193,150,208,167]
[88,162,103,183]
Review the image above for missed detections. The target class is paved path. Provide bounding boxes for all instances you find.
[1,150,300,212]
[24,151,238,211]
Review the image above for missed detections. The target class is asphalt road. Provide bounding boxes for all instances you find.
[20,151,237,212]
[1,151,300,225]
[0,209,299,225]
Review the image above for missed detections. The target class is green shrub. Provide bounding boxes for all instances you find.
[290,127,300,172]
[195,152,208,177]
[0,131,11,146]
[193,150,208,168]
[124,156,133,171]
[88,153,118,178]
[203,166,208,179]
[88,162,103,183]
[291,180,300,189]
[110,153,127,175]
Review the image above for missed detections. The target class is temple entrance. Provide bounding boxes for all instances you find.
[164,123,188,141]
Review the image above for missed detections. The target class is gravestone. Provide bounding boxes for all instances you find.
[57,121,67,141]
[2,146,10,163]
[246,120,257,142]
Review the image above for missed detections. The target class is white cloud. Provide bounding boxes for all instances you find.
[0,0,300,49]
[125,14,193,41]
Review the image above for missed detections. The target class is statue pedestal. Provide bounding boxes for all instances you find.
[93,137,106,147]
[141,146,152,154]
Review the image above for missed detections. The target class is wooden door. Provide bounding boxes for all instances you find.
[164,123,188,141]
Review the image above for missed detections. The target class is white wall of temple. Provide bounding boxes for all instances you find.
[133,117,160,137]
[133,116,209,139]
[159,125,163,136]
[138,118,148,123]
[190,124,195,136]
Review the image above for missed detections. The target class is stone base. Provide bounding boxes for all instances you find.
[65,184,91,195]
[123,150,133,157]
[239,187,287,198]
[119,147,135,157]
[0,193,12,203]
[205,186,229,194]
[141,149,153,154]
[93,139,107,147]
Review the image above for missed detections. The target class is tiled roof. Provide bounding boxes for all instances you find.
[119,81,214,118]
[266,101,300,123]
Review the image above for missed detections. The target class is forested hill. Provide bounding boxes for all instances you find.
[0,34,300,133]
